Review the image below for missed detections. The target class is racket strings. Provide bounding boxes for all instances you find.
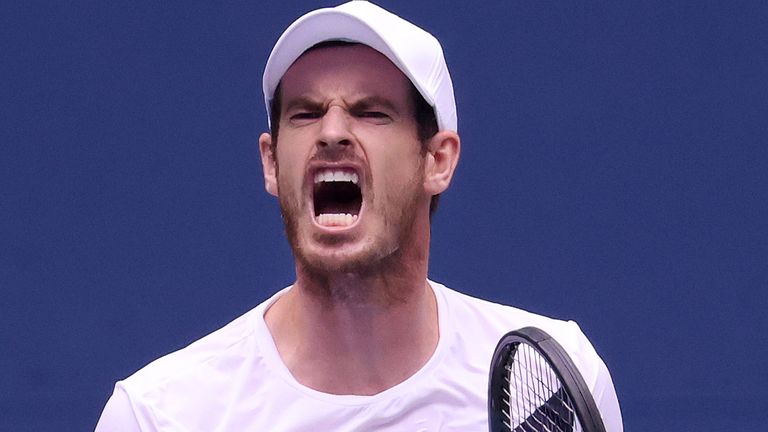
[501,343,578,432]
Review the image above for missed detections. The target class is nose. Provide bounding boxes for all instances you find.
[317,105,352,148]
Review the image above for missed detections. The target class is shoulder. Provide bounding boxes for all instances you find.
[96,292,281,431]
[95,310,258,431]
[431,280,623,431]
[123,305,260,396]
[435,280,605,374]
[121,287,291,395]
[433,280,583,345]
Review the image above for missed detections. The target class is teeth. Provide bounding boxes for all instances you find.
[317,213,358,227]
[314,169,359,185]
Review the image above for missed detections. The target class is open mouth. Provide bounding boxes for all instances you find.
[312,168,362,227]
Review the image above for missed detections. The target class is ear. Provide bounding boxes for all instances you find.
[423,130,460,195]
[258,133,278,197]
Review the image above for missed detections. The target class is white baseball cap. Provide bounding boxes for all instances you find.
[262,0,457,132]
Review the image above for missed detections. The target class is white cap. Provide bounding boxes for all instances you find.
[262,1,457,132]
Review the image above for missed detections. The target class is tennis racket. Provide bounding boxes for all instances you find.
[487,327,606,432]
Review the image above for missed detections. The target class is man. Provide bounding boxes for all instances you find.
[96,2,622,430]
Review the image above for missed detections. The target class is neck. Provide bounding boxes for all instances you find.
[264,230,438,395]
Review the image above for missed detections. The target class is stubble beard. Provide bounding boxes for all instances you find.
[278,171,425,281]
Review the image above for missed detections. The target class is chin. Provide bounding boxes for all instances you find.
[296,239,398,277]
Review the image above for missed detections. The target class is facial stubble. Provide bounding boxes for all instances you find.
[276,152,426,279]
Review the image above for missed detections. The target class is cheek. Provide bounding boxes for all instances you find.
[371,147,424,192]
[274,143,306,181]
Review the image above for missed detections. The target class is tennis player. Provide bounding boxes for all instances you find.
[96,2,622,430]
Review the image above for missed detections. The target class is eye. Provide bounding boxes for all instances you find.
[354,110,392,124]
[289,111,322,123]
[360,111,387,118]
[291,111,321,120]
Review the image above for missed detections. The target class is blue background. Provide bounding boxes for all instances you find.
[2,1,767,430]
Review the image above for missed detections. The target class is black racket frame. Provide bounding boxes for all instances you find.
[488,326,606,432]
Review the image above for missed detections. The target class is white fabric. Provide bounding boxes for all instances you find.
[262,1,457,132]
[95,281,622,431]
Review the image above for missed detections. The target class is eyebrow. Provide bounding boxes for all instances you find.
[348,96,400,114]
[282,96,324,114]
[282,95,402,115]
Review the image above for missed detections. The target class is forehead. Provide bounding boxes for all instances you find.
[280,44,412,104]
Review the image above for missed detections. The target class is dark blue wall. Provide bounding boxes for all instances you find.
[2,1,767,430]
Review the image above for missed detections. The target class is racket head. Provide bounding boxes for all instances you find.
[488,327,606,432]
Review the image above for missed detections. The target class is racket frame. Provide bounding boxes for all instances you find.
[488,326,606,432]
